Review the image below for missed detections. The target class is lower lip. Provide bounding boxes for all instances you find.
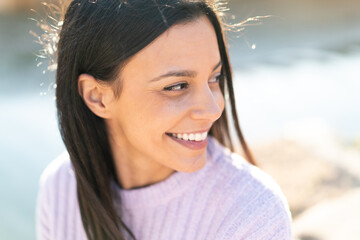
[167,134,208,150]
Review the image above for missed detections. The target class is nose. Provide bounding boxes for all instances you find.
[189,84,225,122]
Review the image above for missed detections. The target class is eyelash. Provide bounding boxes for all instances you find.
[163,74,225,92]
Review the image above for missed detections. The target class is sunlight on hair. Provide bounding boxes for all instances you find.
[29,0,69,96]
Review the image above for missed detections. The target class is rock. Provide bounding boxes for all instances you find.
[293,188,360,240]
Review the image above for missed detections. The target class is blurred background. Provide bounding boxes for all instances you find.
[0,0,359,239]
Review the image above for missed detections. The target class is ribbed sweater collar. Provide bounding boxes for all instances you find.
[111,137,218,209]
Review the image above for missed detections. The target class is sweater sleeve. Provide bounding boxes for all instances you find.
[213,152,293,240]
[220,191,293,240]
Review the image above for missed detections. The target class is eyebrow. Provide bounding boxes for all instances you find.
[149,60,222,82]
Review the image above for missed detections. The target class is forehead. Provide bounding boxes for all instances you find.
[121,16,221,81]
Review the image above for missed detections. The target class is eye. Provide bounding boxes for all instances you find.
[209,74,225,84]
[163,82,189,91]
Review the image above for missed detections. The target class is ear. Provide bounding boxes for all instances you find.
[78,74,113,119]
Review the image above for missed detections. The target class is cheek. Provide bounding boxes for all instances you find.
[129,94,187,134]
[148,96,190,125]
[213,88,225,113]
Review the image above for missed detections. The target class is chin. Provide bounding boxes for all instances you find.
[180,154,207,173]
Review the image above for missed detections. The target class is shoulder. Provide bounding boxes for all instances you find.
[37,151,77,212]
[37,152,76,217]
[38,151,76,192]
[36,152,82,239]
[37,151,78,213]
[207,137,288,200]
[207,137,293,240]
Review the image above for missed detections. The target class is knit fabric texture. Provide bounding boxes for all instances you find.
[36,137,292,240]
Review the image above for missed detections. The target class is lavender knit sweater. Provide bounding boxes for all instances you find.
[36,137,292,240]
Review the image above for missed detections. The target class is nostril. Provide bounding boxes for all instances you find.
[191,101,223,121]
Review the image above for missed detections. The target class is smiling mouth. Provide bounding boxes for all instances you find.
[165,131,208,142]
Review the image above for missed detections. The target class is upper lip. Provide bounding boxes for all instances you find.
[166,127,212,135]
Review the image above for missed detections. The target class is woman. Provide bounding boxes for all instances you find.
[36,0,292,239]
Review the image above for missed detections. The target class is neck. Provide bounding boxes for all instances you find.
[109,139,176,190]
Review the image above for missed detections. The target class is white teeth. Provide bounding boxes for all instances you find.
[202,132,207,139]
[170,131,208,142]
[188,133,195,141]
[195,133,202,141]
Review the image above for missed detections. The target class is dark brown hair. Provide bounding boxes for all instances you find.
[54,0,255,239]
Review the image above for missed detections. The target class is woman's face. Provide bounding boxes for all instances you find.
[106,16,225,173]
